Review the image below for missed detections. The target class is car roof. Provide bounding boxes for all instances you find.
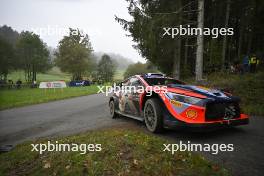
[135,73,185,85]
[137,73,174,80]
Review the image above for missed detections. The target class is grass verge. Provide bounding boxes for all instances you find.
[0,86,99,110]
[205,71,264,116]
[0,129,229,176]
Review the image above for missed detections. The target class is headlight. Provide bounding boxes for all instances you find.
[165,92,205,106]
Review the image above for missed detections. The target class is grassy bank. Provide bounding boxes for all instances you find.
[0,86,99,110]
[0,129,229,176]
[204,71,264,116]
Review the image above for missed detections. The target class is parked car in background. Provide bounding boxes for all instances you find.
[69,80,91,87]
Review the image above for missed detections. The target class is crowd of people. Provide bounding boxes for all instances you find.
[230,54,261,74]
[0,79,23,89]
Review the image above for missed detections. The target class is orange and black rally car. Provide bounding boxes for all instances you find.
[109,73,249,133]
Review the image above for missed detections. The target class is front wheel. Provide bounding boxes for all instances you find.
[109,100,118,119]
[144,98,163,133]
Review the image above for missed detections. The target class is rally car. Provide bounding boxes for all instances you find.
[109,73,249,133]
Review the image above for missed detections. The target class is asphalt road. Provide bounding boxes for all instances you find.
[0,94,263,176]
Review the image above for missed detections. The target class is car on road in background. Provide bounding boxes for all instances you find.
[109,73,249,133]
[69,80,91,87]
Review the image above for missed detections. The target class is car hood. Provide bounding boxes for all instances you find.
[168,84,234,100]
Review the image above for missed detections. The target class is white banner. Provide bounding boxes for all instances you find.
[39,81,67,89]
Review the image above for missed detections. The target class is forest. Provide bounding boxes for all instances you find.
[116,0,264,80]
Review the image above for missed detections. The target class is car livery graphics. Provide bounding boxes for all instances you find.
[109,73,249,133]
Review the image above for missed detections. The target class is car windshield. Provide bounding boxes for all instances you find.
[144,78,185,86]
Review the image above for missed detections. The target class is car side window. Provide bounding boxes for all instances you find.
[122,79,130,87]
[130,77,142,87]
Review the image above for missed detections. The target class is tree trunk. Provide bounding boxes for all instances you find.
[195,0,204,81]
[237,26,243,59]
[32,65,36,82]
[172,0,182,79]
[173,39,181,79]
[247,32,252,55]
[183,3,191,73]
[184,38,189,66]
[221,0,231,69]
[32,71,36,82]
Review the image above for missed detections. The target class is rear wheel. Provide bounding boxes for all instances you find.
[109,100,118,118]
[144,98,163,133]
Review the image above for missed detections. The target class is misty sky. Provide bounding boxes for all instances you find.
[0,0,145,62]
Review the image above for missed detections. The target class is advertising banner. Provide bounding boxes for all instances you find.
[39,81,67,89]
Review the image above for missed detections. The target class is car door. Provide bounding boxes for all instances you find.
[118,79,130,114]
[126,77,144,117]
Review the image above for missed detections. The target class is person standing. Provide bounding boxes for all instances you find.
[16,79,22,89]
[242,55,249,73]
[249,54,257,73]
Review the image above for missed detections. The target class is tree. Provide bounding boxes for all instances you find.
[0,25,19,46]
[0,37,14,80]
[55,28,93,80]
[172,0,182,79]
[221,0,231,69]
[117,0,264,79]
[195,0,204,81]
[116,0,195,78]
[97,54,116,83]
[0,26,20,80]
[16,31,51,82]
[124,62,157,78]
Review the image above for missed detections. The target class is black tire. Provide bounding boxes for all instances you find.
[144,98,163,133]
[109,100,118,119]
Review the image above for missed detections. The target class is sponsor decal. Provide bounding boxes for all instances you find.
[170,100,182,107]
[186,109,198,119]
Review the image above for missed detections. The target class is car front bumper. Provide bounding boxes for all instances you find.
[164,118,249,129]
[163,108,249,130]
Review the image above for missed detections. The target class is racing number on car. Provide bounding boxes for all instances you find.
[223,105,236,120]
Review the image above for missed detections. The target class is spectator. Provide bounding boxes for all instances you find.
[8,80,13,89]
[31,80,37,88]
[234,61,242,74]
[249,54,259,73]
[230,64,236,73]
[16,79,22,89]
[242,55,249,73]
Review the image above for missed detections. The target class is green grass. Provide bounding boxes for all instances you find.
[0,86,99,110]
[196,71,264,116]
[2,66,123,110]
[8,67,125,83]
[0,129,229,176]
[7,67,72,82]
